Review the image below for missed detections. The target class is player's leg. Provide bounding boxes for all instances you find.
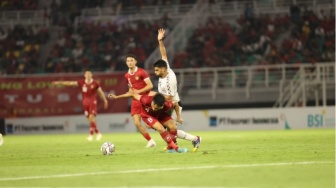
[131,101,156,147]
[144,115,186,153]
[88,104,102,141]
[161,115,188,153]
[161,117,178,144]
[132,114,156,147]
[88,114,102,141]
[172,104,202,151]
[83,105,94,141]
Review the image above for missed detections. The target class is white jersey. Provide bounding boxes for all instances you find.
[158,58,180,103]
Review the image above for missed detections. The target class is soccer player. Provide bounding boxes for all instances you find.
[114,91,187,153]
[154,28,202,152]
[52,70,108,141]
[110,54,156,148]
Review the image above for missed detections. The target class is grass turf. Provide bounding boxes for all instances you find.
[0,129,334,187]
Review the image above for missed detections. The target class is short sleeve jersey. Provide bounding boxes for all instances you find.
[158,58,180,102]
[77,80,100,105]
[139,95,173,118]
[125,67,150,95]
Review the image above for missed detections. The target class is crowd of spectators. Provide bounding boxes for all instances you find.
[172,4,335,68]
[0,1,334,75]
[0,25,49,74]
[48,0,105,26]
[44,0,183,73]
[0,0,38,11]
[44,20,163,73]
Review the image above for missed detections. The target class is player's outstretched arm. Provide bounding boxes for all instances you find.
[158,28,168,61]
[52,81,78,86]
[97,87,108,109]
[108,92,133,100]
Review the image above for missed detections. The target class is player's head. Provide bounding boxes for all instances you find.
[84,69,93,80]
[153,59,168,78]
[151,93,166,111]
[126,54,137,68]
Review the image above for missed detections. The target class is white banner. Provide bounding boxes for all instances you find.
[4,106,335,134]
[5,113,137,135]
[180,106,335,131]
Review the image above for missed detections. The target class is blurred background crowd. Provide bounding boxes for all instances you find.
[0,0,334,75]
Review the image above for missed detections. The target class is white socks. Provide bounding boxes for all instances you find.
[177,130,196,141]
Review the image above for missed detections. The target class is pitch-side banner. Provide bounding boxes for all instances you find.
[0,73,128,118]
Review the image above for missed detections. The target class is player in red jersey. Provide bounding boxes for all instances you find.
[136,92,187,153]
[52,70,108,141]
[109,54,156,148]
[111,91,187,153]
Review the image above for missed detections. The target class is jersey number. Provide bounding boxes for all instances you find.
[147,117,153,123]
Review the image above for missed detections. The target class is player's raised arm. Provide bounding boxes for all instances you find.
[158,28,168,61]
[52,81,78,86]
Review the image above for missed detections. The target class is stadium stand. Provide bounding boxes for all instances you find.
[0,0,334,108]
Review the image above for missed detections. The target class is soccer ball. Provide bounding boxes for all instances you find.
[100,141,115,155]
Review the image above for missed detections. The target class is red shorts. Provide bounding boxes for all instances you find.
[131,99,142,116]
[141,113,172,127]
[83,103,97,117]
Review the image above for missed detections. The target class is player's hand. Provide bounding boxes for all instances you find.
[52,81,59,86]
[108,94,117,99]
[158,28,165,41]
[177,117,183,125]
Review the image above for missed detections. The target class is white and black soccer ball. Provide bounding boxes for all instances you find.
[100,141,115,155]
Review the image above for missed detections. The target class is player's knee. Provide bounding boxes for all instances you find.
[165,121,177,131]
[155,127,165,133]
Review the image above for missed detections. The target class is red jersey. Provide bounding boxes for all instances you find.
[77,80,100,106]
[125,67,150,95]
[139,95,173,118]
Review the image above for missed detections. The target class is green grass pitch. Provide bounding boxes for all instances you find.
[0,129,334,187]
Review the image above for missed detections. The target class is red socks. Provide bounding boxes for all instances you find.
[169,130,177,143]
[160,131,178,150]
[90,122,99,134]
[142,133,152,141]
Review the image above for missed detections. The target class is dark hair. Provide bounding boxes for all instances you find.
[83,68,92,72]
[153,59,167,68]
[126,54,138,61]
[153,93,166,107]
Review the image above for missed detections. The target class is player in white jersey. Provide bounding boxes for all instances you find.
[153,28,202,152]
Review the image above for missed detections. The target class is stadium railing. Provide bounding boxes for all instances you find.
[0,10,49,28]
[168,63,335,107]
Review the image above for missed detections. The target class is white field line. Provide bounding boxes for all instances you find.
[0,161,333,182]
